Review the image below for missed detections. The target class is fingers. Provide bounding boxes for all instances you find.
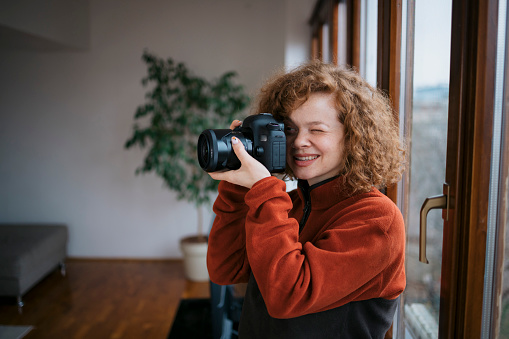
[230,136,249,162]
[229,120,242,130]
[208,136,271,188]
[208,170,238,184]
[208,171,228,181]
[207,137,245,182]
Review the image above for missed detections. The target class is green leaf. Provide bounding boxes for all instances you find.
[125,50,250,212]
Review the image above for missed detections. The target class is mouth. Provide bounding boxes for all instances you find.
[294,155,319,161]
[293,154,319,166]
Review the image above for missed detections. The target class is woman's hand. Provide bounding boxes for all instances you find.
[229,120,242,130]
[209,126,271,189]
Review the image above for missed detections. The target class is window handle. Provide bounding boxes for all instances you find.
[419,184,450,264]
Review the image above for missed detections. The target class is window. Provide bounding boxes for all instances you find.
[308,0,505,337]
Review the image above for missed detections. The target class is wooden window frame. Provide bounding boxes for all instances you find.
[376,0,402,206]
[309,0,500,337]
[396,0,498,337]
[442,0,499,337]
[376,4,401,338]
[309,0,362,68]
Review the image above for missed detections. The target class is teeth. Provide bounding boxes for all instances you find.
[295,155,318,161]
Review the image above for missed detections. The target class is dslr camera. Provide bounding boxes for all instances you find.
[197,113,286,173]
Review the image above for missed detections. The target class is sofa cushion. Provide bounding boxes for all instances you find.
[0,224,68,296]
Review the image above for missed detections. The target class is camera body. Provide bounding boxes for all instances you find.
[197,113,286,173]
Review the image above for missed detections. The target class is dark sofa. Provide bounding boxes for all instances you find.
[0,224,68,309]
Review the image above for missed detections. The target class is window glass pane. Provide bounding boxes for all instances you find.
[482,1,508,336]
[337,2,347,65]
[403,0,452,338]
[495,3,509,334]
[360,0,377,86]
[322,23,330,63]
[501,182,509,337]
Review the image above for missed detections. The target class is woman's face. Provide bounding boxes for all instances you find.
[285,93,346,186]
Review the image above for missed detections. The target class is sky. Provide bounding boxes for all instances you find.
[412,0,453,88]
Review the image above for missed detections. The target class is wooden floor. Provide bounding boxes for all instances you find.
[0,259,210,339]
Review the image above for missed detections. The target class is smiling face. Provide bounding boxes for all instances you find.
[285,93,346,186]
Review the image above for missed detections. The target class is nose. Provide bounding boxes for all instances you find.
[291,131,310,149]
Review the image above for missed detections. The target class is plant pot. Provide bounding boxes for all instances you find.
[180,235,209,282]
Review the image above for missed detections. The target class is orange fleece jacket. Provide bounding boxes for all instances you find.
[207,176,406,319]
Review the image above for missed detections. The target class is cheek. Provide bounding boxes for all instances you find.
[324,139,345,163]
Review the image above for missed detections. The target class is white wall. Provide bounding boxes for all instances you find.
[0,0,89,50]
[0,0,315,258]
[285,0,314,70]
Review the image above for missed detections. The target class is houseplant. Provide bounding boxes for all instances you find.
[125,51,250,280]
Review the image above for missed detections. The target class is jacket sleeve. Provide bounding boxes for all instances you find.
[207,180,252,285]
[243,176,405,319]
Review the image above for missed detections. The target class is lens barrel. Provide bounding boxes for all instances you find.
[197,129,252,172]
[198,113,284,173]
[198,129,229,172]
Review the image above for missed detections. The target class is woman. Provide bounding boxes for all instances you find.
[207,61,406,338]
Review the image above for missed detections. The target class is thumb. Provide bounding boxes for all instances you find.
[231,136,249,161]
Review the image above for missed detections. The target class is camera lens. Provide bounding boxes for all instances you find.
[197,129,233,172]
[197,129,254,172]
[197,134,211,169]
[201,141,209,162]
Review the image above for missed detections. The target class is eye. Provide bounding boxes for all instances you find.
[285,126,297,135]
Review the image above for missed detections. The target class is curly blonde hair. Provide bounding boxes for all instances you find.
[254,61,406,194]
